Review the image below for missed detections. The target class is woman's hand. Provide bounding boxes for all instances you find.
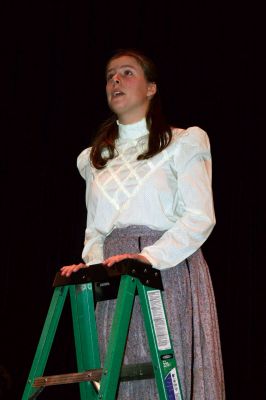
[60,254,150,276]
[103,253,151,267]
[60,263,86,277]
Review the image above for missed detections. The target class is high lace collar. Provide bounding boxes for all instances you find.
[117,118,149,141]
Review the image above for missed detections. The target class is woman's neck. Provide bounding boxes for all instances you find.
[117,110,147,125]
[117,118,149,140]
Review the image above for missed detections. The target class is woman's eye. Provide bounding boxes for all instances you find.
[124,69,133,77]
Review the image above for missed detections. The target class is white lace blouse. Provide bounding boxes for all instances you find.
[77,118,215,270]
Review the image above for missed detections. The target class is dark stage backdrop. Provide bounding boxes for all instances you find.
[0,1,263,399]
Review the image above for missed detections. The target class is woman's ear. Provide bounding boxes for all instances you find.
[147,82,157,98]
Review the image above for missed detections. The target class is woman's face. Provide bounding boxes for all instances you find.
[106,55,156,124]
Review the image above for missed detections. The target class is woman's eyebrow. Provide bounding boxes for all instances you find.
[106,64,136,74]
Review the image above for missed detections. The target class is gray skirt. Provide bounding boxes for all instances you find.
[96,226,225,400]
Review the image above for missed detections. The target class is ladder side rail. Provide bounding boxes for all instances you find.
[136,281,184,400]
[22,285,69,400]
[98,275,137,400]
[70,283,100,400]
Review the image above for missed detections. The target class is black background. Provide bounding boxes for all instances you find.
[0,0,264,399]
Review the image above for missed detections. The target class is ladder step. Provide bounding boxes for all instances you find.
[33,362,154,387]
[33,369,102,387]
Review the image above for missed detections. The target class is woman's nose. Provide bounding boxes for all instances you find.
[112,74,120,84]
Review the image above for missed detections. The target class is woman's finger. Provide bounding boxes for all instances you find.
[60,263,86,276]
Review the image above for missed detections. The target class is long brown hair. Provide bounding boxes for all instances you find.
[90,49,172,169]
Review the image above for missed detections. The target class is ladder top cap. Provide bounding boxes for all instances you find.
[53,259,163,290]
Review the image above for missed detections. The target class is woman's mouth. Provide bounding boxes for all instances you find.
[112,91,125,98]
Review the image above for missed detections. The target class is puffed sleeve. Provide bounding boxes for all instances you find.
[140,127,216,269]
[77,148,105,265]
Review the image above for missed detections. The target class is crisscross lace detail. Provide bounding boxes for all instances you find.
[94,146,170,210]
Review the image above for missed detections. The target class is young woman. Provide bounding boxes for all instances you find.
[61,49,225,399]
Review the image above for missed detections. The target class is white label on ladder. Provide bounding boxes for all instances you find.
[147,290,171,350]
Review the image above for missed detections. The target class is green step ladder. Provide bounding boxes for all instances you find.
[22,259,184,399]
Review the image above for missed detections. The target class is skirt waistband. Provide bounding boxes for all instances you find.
[104,225,166,257]
[107,225,166,239]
